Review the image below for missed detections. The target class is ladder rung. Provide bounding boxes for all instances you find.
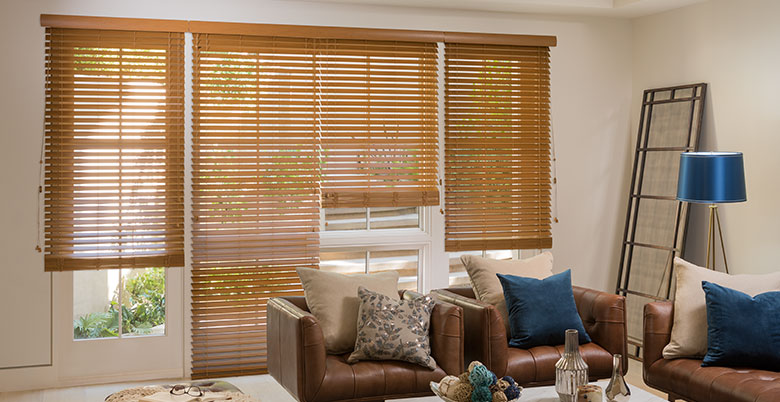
[623,241,678,252]
[643,95,702,106]
[617,288,669,301]
[636,146,694,152]
[631,194,677,201]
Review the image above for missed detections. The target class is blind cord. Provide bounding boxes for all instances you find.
[36,114,45,253]
[550,119,559,224]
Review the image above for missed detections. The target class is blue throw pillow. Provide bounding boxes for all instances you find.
[497,270,591,349]
[702,281,780,369]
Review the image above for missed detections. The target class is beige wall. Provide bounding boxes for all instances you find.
[632,0,780,274]
[0,0,632,390]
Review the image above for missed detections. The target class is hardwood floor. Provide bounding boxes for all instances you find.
[0,360,664,402]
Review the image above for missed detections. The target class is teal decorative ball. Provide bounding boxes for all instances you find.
[468,364,493,387]
[470,385,492,402]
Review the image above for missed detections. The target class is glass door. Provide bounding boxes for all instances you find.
[54,267,184,383]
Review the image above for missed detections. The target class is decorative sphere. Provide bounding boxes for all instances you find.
[452,382,473,402]
[492,390,508,402]
[503,384,521,401]
[496,379,510,391]
[471,385,492,402]
[468,361,484,372]
[439,375,461,397]
[458,372,470,383]
[469,364,494,387]
[501,376,517,387]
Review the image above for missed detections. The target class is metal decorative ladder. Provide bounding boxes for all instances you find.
[616,83,707,360]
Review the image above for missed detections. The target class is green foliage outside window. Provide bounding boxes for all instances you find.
[73,268,166,339]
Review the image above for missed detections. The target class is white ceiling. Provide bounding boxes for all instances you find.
[288,0,708,18]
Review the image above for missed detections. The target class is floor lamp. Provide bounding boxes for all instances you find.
[676,152,746,272]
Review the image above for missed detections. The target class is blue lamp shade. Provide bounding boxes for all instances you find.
[677,152,746,204]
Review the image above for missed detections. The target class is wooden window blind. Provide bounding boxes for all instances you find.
[318,40,439,208]
[191,34,320,378]
[43,28,185,271]
[444,43,552,252]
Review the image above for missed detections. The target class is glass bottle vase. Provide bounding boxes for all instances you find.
[605,353,631,401]
[555,329,589,402]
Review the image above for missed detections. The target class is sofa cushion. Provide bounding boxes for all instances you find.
[702,281,780,369]
[348,286,437,369]
[505,342,613,386]
[296,267,400,354]
[498,270,591,349]
[462,252,553,335]
[645,357,780,402]
[316,354,446,401]
[663,258,780,359]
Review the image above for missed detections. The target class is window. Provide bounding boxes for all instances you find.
[321,249,420,291]
[43,28,185,271]
[41,16,556,380]
[321,205,427,292]
[73,268,166,339]
[324,207,420,231]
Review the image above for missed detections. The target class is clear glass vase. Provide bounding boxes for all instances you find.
[555,329,589,402]
[605,354,631,401]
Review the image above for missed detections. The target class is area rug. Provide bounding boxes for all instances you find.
[105,381,260,402]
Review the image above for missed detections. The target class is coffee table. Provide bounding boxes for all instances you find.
[397,379,665,401]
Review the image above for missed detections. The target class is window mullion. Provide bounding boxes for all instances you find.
[118,271,124,339]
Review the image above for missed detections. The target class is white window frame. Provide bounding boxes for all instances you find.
[320,205,434,291]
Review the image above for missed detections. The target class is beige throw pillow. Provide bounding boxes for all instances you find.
[663,257,780,359]
[462,252,554,334]
[296,267,400,354]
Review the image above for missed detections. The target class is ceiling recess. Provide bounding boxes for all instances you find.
[286,0,708,18]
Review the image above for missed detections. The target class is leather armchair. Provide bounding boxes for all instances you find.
[643,301,780,402]
[432,286,627,386]
[267,291,464,402]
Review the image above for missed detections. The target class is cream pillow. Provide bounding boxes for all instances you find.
[462,252,554,334]
[663,257,780,359]
[296,267,400,354]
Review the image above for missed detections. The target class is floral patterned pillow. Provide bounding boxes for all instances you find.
[347,286,437,369]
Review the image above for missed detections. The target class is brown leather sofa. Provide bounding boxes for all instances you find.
[267,291,464,402]
[643,301,780,402]
[432,286,627,386]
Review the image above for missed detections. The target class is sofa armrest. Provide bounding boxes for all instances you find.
[573,286,628,374]
[431,289,508,376]
[267,297,327,402]
[642,301,673,378]
[404,290,464,375]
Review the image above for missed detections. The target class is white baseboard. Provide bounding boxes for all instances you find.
[0,367,186,393]
[57,368,185,388]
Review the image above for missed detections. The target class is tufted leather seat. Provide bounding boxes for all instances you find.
[313,354,448,401]
[644,301,780,402]
[267,291,463,402]
[432,286,627,386]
